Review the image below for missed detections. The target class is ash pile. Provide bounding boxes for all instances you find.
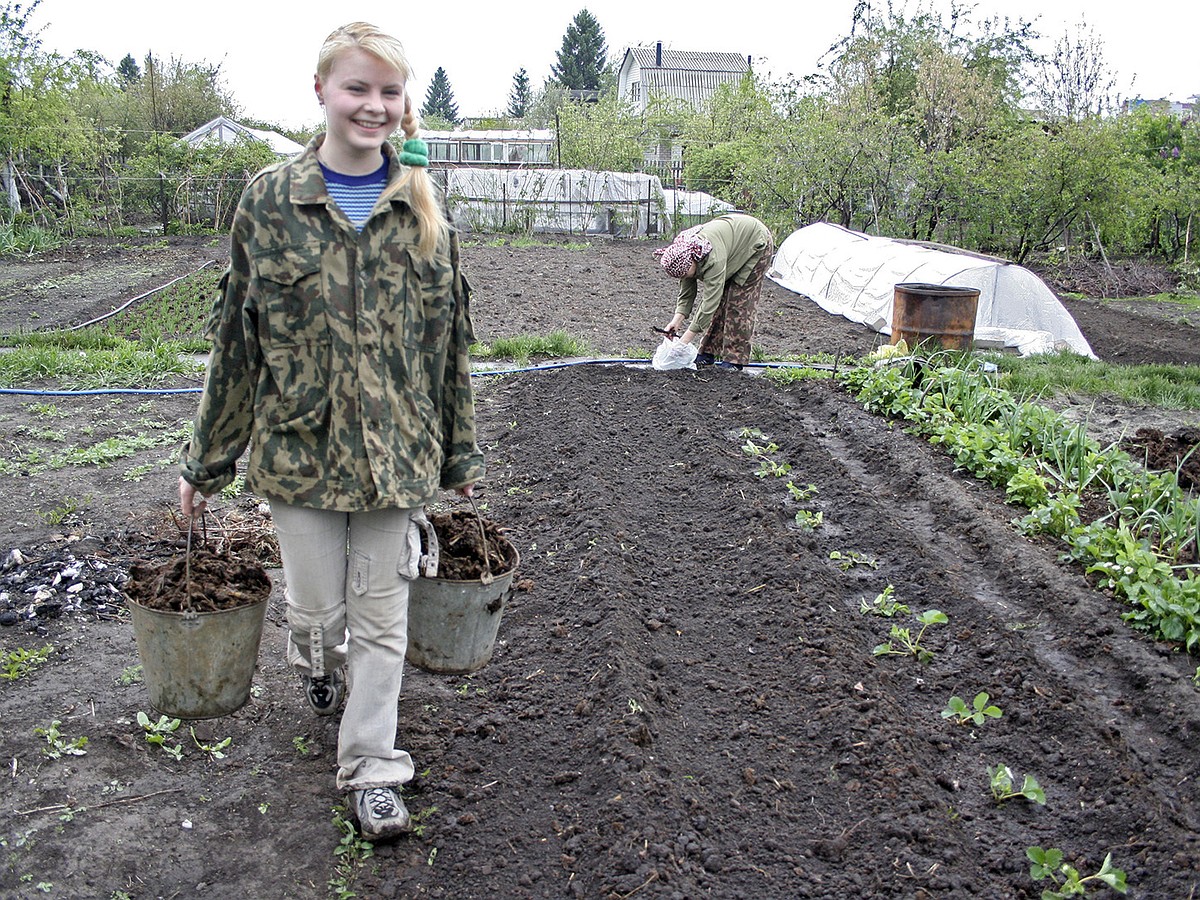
[0,547,128,627]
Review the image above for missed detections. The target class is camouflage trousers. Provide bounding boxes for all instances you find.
[271,502,421,791]
[698,236,775,367]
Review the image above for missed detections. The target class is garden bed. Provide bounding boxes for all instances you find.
[1,236,1199,898]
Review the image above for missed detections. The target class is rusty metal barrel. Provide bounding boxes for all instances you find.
[890,282,980,351]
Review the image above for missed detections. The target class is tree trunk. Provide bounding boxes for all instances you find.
[3,157,21,214]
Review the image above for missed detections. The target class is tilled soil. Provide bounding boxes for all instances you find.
[1,235,1199,899]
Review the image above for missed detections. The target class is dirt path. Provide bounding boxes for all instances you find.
[1,237,1199,899]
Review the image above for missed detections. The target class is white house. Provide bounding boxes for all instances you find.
[182,116,304,157]
[617,43,751,114]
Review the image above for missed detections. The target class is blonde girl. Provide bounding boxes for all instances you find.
[179,22,484,841]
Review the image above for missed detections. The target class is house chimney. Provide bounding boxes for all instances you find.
[656,41,662,67]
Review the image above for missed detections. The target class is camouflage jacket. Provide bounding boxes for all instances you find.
[180,136,485,510]
[675,214,774,334]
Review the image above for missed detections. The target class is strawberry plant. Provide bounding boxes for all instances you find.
[942,691,1002,727]
[1026,846,1127,898]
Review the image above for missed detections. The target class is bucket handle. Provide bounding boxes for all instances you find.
[467,494,495,586]
[413,508,439,578]
[181,513,209,624]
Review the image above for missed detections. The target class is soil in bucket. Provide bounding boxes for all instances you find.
[124,547,272,719]
[407,510,519,675]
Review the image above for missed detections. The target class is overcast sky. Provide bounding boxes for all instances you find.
[34,0,1199,131]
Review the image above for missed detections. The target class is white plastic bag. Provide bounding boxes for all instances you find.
[651,338,699,371]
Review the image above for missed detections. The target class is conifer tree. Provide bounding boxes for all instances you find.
[507,68,531,118]
[550,9,607,91]
[421,67,459,125]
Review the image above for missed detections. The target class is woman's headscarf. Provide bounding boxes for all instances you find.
[654,225,712,278]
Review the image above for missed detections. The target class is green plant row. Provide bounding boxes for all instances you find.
[841,353,1200,652]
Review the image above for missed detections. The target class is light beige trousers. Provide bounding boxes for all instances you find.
[270,503,420,791]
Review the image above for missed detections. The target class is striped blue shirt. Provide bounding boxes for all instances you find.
[320,156,389,231]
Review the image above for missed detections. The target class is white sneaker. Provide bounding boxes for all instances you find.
[351,786,411,841]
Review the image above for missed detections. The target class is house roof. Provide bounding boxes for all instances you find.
[182,115,305,156]
[626,47,750,75]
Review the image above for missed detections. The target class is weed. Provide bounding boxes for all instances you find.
[33,719,88,759]
[293,735,311,755]
[137,711,184,760]
[988,764,1046,805]
[190,727,232,760]
[115,664,143,686]
[1,645,53,680]
[329,803,374,899]
[626,697,644,715]
[942,692,1003,727]
[37,494,91,525]
[873,609,947,662]
[859,584,908,616]
[220,473,247,499]
[410,802,438,838]
[1026,846,1127,897]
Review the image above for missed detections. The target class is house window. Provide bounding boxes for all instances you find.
[428,141,457,162]
[461,142,488,162]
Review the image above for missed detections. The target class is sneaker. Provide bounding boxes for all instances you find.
[351,786,411,841]
[305,668,344,716]
[714,360,744,371]
[694,352,715,366]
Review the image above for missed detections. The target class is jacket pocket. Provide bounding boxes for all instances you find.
[401,252,455,352]
[253,244,331,441]
[254,244,328,348]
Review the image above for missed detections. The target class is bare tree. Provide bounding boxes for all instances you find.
[1032,20,1118,121]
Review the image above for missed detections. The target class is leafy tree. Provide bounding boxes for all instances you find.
[555,96,641,171]
[551,9,607,91]
[137,53,237,135]
[507,68,532,118]
[421,66,459,126]
[116,53,140,86]
[0,0,111,219]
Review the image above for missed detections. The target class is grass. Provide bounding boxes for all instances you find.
[0,342,201,389]
[992,350,1200,411]
[473,235,590,250]
[470,331,591,364]
[1098,291,1200,309]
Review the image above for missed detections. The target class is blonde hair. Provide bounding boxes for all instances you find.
[317,22,450,260]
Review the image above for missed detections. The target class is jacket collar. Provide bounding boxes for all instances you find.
[289,134,411,207]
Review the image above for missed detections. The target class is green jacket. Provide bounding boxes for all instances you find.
[675,214,774,334]
[181,136,485,510]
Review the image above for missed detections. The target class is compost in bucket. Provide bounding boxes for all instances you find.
[407,510,520,675]
[124,548,272,719]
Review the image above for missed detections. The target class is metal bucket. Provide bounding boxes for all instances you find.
[890,282,980,351]
[127,596,268,719]
[406,509,519,674]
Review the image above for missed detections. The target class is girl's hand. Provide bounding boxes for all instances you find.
[179,477,206,519]
[456,483,475,498]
